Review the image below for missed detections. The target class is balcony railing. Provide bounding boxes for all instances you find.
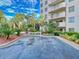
[49,2,66,13]
[51,12,66,19]
[49,0,64,6]
[58,22,66,27]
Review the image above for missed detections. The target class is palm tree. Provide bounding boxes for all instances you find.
[1,21,14,39]
[39,14,45,26]
[24,13,36,29]
[11,13,27,36]
[13,13,25,29]
[0,10,6,25]
[26,13,36,25]
[15,13,24,21]
[0,10,4,21]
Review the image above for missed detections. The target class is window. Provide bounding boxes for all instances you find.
[45,0,47,5]
[69,6,75,12]
[69,0,74,2]
[68,16,75,23]
[41,9,43,13]
[41,3,43,7]
[45,8,47,12]
[69,28,75,32]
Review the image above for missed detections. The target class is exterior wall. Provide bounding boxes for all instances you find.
[66,0,79,32]
[40,0,52,23]
[76,0,79,32]
[48,0,66,32]
[40,0,79,32]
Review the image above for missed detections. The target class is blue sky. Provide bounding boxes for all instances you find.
[0,0,40,18]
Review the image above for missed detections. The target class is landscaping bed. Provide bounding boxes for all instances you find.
[0,33,26,45]
[43,31,79,44]
[59,32,79,44]
[0,35,19,45]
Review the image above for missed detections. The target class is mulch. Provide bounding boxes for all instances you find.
[0,35,19,45]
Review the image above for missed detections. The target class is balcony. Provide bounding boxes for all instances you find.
[49,0,64,6]
[51,12,66,20]
[49,2,66,13]
[58,22,66,28]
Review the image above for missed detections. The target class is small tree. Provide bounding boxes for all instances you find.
[46,21,58,33]
[1,23,14,39]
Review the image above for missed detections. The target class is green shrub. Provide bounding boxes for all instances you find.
[47,29,53,34]
[27,24,33,28]
[63,32,77,36]
[47,28,53,33]
[58,31,65,35]
[30,28,37,32]
[15,29,21,36]
[53,31,60,36]
[66,32,74,36]
[74,33,79,39]
[60,32,79,43]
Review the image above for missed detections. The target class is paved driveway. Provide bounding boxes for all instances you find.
[0,36,79,59]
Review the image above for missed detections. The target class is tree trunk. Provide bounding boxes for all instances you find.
[6,35,9,39]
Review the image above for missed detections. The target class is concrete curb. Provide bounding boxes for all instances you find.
[1,35,79,50]
[0,34,26,48]
[56,36,79,50]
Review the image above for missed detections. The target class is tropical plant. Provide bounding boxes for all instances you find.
[39,14,45,26]
[0,10,6,25]
[0,22,14,39]
[46,21,58,33]
[11,13,25,36]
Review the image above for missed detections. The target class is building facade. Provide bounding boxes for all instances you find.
[40,0,79,32]
[40,0,51,22]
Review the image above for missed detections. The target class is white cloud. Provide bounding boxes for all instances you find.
[31,9,38,11]
[12,6,16,8]
[21,7,24,9]
[0,0,12,6]
[28,0,37,3]
[7,9,14,13]
[26,8,38,11]
[5,15,12,20]
[24,0,37,4]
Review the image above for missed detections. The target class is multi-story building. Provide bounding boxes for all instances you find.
[40,0,79,32]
